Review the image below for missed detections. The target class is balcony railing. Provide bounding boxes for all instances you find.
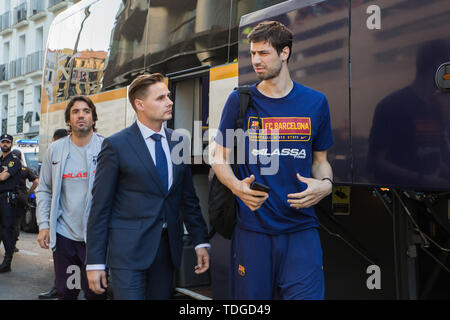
[30,0,45,16]
[5,52,44,79]
[10,58,26,78]
[48,0,66,8]
[26,51,44,74]
[0,64,10,81]
[13,2,27,25]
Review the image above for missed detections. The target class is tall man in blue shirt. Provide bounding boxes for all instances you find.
[213,21,334,300]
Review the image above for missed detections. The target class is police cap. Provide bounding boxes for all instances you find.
[0,134,13,143]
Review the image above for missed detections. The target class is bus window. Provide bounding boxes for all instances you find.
[45,0,123,103]
[145,0,231,75]
[46,8,86,104]
[24,152,39,175]
[102,0,149,90]
[44,0,150,104]
[228,0,287,63]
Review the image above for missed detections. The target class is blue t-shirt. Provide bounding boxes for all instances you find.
[216,81,333,234]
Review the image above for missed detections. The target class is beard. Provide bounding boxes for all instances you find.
[71,122,93,136]
[1,145,11,153]
[254,61,282,81]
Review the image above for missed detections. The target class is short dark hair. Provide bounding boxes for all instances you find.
[247,20,293,62]
[128,73,165,111]
[53,128,68,140]
[65,95,98,132]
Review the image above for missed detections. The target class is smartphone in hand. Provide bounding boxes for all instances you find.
[250,181,271,194]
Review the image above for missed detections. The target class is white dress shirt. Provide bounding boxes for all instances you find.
[136,120,173,190]
[86,120,209,271]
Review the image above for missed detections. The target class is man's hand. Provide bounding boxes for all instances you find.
[232,175,269,211]
[194,247,210,274]
[37,228,50,249]
[287,173,332,209]
[0,167,9,181]
[87,270,108,294]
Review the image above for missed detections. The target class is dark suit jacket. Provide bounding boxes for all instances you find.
[86,122,208,270]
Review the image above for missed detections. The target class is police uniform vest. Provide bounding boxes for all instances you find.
[0,153,21,193]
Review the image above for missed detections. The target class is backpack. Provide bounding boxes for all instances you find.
[208,86,253,240]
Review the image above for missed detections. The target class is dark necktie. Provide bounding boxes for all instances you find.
[150,133,169,192]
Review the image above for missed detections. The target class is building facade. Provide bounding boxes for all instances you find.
[0,0,80,139]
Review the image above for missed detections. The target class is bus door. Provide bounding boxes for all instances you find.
[167,67,212,291]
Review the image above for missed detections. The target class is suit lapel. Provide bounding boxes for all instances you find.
[165,128,182,193]
[127,122,166,195]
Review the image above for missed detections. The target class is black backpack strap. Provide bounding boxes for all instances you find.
[235,85,262,131]
[235,85,252,129]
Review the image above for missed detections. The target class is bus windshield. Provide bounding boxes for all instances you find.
[24,152,39,175]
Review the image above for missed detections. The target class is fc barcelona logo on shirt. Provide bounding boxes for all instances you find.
[251,120,260,130]
[8,161,14,168]
[238,264,246,276]
[248,117,312,142]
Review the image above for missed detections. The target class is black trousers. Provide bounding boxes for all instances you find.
[0,196,16,257]
[53,233,107,300]
[14,200,26,242]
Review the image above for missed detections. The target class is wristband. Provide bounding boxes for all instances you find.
[321,177,334,185]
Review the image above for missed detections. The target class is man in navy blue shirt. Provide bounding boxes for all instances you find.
[213,21,334,299]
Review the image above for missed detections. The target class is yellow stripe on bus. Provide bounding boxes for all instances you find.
[43,87,128,114]
[210,63,238,82]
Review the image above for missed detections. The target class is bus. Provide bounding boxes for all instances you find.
[40,0,450,299]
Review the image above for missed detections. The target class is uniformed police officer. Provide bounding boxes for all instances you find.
[11,149,39,242]
[0,134,22,273]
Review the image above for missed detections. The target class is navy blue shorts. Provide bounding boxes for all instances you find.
[230,227,325,300]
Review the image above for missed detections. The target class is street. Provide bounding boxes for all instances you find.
[0,231,199,300]
[0,231,54,300]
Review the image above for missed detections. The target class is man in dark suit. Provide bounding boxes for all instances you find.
[86,73,210,300]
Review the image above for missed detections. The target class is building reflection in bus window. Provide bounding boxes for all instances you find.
[46,7,85,103]
[45,0,149,102]
[145,0,231,75]
[102,0,149,90]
